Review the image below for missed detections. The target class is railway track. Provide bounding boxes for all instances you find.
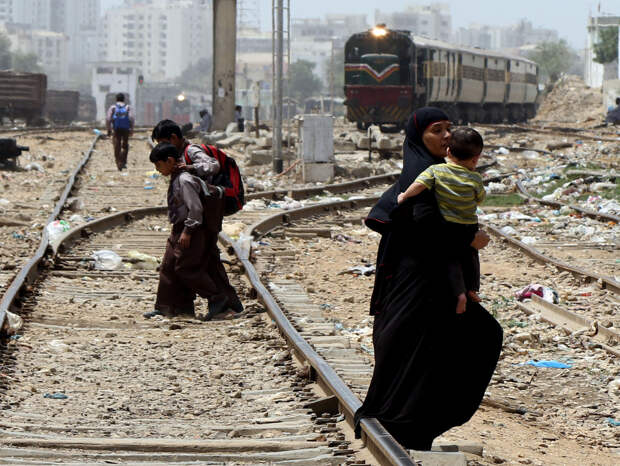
[0,125,618,464]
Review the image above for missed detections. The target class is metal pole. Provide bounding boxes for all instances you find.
[329,38,335,114]
[273,0,283,173]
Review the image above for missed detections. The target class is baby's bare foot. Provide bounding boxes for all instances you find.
[467,291,481,302]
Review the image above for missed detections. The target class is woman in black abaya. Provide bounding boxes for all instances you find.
[355,107,503,451]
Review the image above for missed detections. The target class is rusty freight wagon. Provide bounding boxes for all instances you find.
[46,90,80,123]
[0,71,47,125]
[344,25,539,128]
[77,94,97,122]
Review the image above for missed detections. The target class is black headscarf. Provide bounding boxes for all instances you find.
[365,107,449,233]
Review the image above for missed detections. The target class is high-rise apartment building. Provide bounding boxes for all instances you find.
[99,0,211,81]
[374,3,452,42]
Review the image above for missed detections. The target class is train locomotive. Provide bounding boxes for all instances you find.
[344,25,539,128]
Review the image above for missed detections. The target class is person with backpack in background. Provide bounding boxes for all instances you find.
[148,119,244,320]
[106,93,135,171]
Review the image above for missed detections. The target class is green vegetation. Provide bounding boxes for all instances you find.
[12,52,43,73]
[289,60,323,102]
[527,40,578,82]
[594,26,619,64]
[482,193,526,207]
[0,32,42,73]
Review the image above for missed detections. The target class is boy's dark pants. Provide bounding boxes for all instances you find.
[113,128,129,170]
[155,215,238,316]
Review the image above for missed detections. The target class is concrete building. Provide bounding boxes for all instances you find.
[99,0,211,82]
[585,14,620,88]
[374,3,452,42]
[292,14,368,41]
[51,0,100,70]
[1,23,69,82]
[91,61,140,121]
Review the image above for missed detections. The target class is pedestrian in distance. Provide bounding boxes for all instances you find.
[198,109,212,132]
[234,105,244,132]
[106,93,134,171]
[147,120,243,320]
[397,126,486,314]
[605,97,620,125]
[354,107,502,451]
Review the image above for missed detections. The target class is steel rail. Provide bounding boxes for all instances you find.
[0,134,101,333]
[48,197,417,465]
[8,182,618,461]
[476,123,620,142]
[483,222,620,294]
[516,181,620,224]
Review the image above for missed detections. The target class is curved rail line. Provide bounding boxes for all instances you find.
[1,133,616,463]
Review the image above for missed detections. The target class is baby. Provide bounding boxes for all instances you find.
[398,127,486,314]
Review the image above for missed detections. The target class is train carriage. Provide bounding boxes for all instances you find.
[0,71,47,125]
[344,25,539,127]
[46,90,80,123]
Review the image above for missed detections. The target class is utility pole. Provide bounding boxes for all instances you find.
[212,0,237,131]
[272,0,283,173]
[329,38,335,114]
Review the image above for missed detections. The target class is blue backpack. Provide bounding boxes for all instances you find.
[112,103,131,130]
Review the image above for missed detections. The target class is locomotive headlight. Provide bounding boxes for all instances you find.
[371,26,387,37]
[177,94,186,102]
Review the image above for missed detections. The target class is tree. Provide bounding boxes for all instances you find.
[288,59,323,102]
[175,57,212,90]
[12,52,42,73]
[325,47,345,99]
[528,40,577,83]
[593,26,618,64]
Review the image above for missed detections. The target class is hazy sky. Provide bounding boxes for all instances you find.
[102,0,619,50]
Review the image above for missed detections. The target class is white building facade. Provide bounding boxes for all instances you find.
[91,61,140,121]
[585,15,620,88]
[374,3,452,42]
[99,0,212,82]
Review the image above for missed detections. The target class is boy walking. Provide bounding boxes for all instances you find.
[106,93,134,171]
[145,142,243,320]
[398,127,486,314]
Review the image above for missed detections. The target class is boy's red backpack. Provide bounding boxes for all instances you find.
[183,144,245,216]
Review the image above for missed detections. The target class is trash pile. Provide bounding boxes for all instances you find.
[533,75,604,124]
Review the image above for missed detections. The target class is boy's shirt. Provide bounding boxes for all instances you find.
[415,162,485,224]
[181,140,220,182]
[167,171,210,233]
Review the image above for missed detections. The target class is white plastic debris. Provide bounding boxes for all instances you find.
[92,250,122,270]
[127,250,159,270]
[2,310,23,335]
[0,198,10,207]
[45,220,70,244]
[499,226,518,236]
[495,147,510,155]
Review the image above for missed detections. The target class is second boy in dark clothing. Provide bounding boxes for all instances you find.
[145,140,243,320]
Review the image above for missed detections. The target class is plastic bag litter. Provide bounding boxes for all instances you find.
[2,310,23,335]
[46,220,70,244]
[0,198,10,207]
[499,226,518,236]
[24,162,44,172]
[519,360,571,369]
[92,250,122,270]
[515,283,559,304]
[126,250,158,270]
[222,222,246,239]
[69,214,85,224]
[495,147,510,155]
